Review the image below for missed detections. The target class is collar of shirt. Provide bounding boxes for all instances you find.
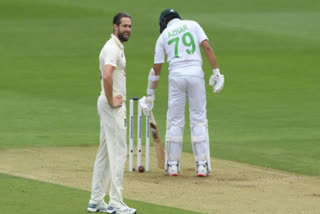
[167,18,181,27]
[111,34,124,50]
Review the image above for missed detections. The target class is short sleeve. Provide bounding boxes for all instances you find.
[103,45,118,67]
[194,21,208,44]
[154,36,165,64]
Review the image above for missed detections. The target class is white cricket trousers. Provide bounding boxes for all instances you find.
[90,95,127,208]
[166,74,210,165]
[167,75,207,125]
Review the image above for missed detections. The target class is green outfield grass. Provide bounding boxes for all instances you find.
[0,173,202,214]
[0,0,319,179]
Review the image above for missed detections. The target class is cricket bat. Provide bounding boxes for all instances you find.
[149,111,165,169]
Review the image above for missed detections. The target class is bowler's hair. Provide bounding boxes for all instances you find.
[113,12,132,26]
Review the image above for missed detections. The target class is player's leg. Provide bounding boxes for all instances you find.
[165,76,187,175]
[190,121,211,176]
[107,105,135,214]
[106,106,136,214]
[187,76,211,176]
[88,95,112,212]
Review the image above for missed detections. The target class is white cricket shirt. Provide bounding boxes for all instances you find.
[99,34,126,101]
[154,19,208,76]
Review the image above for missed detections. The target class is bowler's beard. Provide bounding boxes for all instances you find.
[118,31,130,42]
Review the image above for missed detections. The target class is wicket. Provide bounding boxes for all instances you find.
[129,97,150,172]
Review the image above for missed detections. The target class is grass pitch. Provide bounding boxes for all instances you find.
[0,0,319,213]
[0,0,319,173]
[0,173,202,214]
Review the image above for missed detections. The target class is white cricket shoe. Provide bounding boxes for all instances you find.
[197,160,209,177]
[88,201,116,213]
[111,202,136,214]
[167,161,179,176]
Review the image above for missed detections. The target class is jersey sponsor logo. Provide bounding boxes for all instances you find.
[168,25,188,39]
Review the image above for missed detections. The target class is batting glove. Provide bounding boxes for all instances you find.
[209,68,224,93]
[139,95,155,116]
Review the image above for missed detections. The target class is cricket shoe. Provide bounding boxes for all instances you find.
[167,161,179,176]
[110,202,136,214]
[87,201,116,213]
[197,160,209,177]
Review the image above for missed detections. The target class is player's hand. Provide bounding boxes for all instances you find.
[209,69,224,93]
[139,95,155,115]
[111,95,123,107]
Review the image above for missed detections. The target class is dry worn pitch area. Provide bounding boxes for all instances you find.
[0,146,319,214]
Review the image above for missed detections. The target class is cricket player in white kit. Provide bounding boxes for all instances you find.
[141,9,224,177]
[87,13,136,214]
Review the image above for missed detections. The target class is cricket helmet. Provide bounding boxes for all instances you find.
[159,8,181,33]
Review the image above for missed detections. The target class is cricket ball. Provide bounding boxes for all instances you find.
[138,165,145,173]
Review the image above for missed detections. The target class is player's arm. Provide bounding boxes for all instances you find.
[146,63,162,97]
[149,35,164,94]
[140,63,162,115]
[103,64,122,107]
[201,39,224,93]
[139,37,164,115]
[201,40,218,69]
[152,63,162,89]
